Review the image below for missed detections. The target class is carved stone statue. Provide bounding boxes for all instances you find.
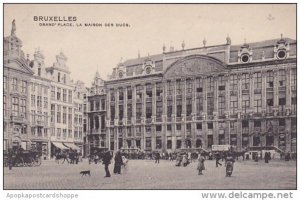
[11,19,16,36]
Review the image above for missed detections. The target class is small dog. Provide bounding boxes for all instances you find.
[80,170,91,176]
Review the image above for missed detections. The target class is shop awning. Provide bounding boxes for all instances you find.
[63,143,80,150]
[52,142,69,150]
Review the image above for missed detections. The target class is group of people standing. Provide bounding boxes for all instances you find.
[101,150,128,178]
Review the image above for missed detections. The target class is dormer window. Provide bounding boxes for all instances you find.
[241,54,250,63]
[277,49,287,59]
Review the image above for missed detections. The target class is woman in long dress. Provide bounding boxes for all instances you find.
[197,153,205,175]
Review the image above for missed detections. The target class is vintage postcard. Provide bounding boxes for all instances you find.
[2,3,297,193]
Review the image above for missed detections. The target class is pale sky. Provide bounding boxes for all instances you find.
[4,4,296,87]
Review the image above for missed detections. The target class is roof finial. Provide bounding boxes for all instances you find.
[226,34,231,45]
[162,44,166,53]
[181,40,185,50]
[244,38,247,45]
[280,33,283,39]
[138,50,140,58]
[203,38,207,47]
[11,19,16,36]
[120,57,123,63]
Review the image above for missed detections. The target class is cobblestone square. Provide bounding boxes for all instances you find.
[4,159,296,189]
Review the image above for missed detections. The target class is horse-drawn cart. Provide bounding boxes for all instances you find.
[4,150,42,167]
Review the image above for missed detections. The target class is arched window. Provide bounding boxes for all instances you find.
[63,74,66,84]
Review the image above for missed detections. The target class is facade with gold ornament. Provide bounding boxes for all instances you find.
[92,36,296,153]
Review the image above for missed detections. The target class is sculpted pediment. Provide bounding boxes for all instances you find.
[4,58,34,75]
[164,55,227,78]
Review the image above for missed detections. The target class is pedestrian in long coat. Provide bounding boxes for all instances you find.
[102,150,112,177]
[197,153,205,175]
[114,151,123,174]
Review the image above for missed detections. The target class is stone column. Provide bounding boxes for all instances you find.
[261,71,267,112]
[162,81,168,151]
[213,76,219,146]
[191,78,196,148]
[273,70,279,108]
[249,72,254,112]
[236,120,242,151]
[285,68,291,110]
[182,78,186,148]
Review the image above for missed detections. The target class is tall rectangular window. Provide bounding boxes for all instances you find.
[167,100,172,117]
[196,78,203,93]
[207,77,214,92]
[20,99,26,117]
[12,78,18,91]
[57,105,61,123]
[218,76,226,91]
[31,95,35,107]
[218,95,225,115]
[207,97,214,115]
[51,86,55,99]
[63,107,67,124]
[127,87,132,99]
[136,104,142,119]
[37,96,42,108]
[156,101,163,117]
[63,89,67,102]
[68,90,72,103]
[12,97,19,116]
[136,85,143,99]
[254,72,262,89]
[176,80,182,95]
[146,102,152,119]
[156,82,163,96]
[230,74,238,91]
[242,74,250,90]
[196,97,203,115]
[176,99,182,117]
[230,95,238,114]
[278,70,286,87]
[266,71,274,88]
[186,98,192,116]
[167,81,173,95]
[254,94,262,113]
[242,94,250,113]
[21,80,27,93]
[68,107,72,126]
[57,88,61,101]
[127,104,132,119]
[186,79,192,94]
[51,104,55,123]
[44,97,48,109]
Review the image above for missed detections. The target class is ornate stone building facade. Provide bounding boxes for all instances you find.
[28,49,51,158]
[3,20,88,157]
[86,72,107,155]
[4,20,34,151]
[88,36,297,153]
